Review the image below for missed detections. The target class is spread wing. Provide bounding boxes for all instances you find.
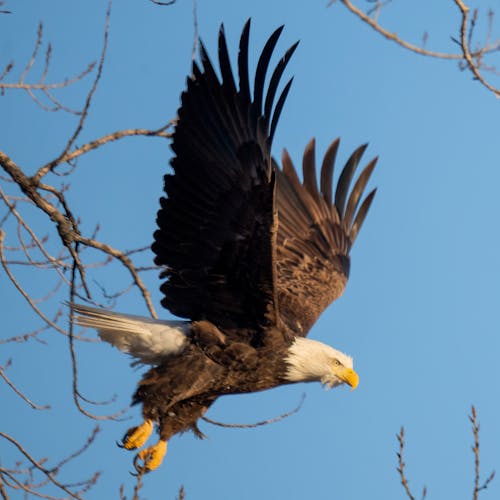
[152,20,298,330]
[276,138,376,337]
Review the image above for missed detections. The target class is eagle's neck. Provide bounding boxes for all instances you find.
[284,337,353,384]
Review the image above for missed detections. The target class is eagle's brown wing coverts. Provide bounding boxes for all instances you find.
[276,139,376,336]
[152,21,298,330]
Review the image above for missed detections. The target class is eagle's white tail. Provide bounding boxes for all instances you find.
[70,303,189,364]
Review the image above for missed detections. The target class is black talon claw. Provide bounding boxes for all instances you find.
[133,453,149,475]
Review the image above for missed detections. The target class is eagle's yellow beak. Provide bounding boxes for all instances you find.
[339,367,359,390]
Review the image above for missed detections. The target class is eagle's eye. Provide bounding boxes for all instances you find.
[333,359,342,366]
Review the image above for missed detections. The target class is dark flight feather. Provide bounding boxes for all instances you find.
[275,139,375,336]
[253,26,284,115]
[264,41,299,127]
[152,20,294,334]
[319,138,340,206]
[237,20,251,103]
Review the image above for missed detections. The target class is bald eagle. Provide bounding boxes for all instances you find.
[71,20,376,472]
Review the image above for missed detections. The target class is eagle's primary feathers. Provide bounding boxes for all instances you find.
[71,20,376,473]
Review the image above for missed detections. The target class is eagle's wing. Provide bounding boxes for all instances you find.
[152,21,298,330]
[276,138,376,337]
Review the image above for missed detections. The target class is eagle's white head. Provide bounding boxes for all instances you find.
[284,337,359,390]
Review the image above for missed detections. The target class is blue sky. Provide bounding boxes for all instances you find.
[2,1,500,499]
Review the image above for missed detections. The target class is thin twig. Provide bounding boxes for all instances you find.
[202,393,306,428]
[453,0,500,97]
[336,0,463,59]
[191,0,199,61]
[0,432,82,499]
[396,427,427,500]
[38,1,112,177]
[34,123,172,182]
[334,0,500,97]
[0,362,51,410]
[177,485,185,500]
[470,405,495,499]
[50,426,100,472]
[0,22,96,112]
[131,466,145,500]
[0,228,76,338]
[67,250,129,421]
[148,0,176,5]
[76,235,157,318]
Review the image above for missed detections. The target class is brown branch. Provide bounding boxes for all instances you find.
[0,188,72,276]
[0,22,96,112]
[0,472,63,500]
[35,123,172,179]
[202,393,305,428]
[0,478,7,500]
[0,154,88,290]
[1,148,158,320]
[0,427,100,499]
[35,46,92,90]
[76,235,157,318]
[0,228,75,338]
[148,0,176,5]
[334,0,500,97]
[20,22,43,82]
[453,0,500,97]
[191,0,199,61]
[51,426,100,472]
[335,0,462,59]
[0,432,82,499]
[131,468,145,500]
[0,61,13,82]
[67,255,130,421]
[470,405,495,499]
[0,361,51,410]
[0,319,51,344]
[396,427,426,500]
[36,1,111,181]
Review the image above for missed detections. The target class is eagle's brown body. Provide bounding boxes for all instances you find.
[72,20,376,472]
[136,322,290,440]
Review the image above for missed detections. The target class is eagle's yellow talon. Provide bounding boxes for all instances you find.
[134,440,168,472]
[121,419,154,450]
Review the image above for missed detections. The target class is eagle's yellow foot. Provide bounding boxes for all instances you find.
[120,419,153,450]
[134,440,168,473]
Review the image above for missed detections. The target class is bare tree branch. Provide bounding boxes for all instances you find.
[332,0,500,97]
[148,0,176,5]
[0,22,95,113]
[0,429,100,499]
[202,393,306,429]
[32,2,112,183]
[453,0,500,97]
[396,427,427,500]
[0,360,51,410]
[35,124,172,178]
[470,405,496,499]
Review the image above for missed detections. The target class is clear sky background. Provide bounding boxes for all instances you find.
[2,1,500,499]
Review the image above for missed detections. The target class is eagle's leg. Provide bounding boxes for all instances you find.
[120,419,154,450]
[132,397,217,472]
[134,439,167,473]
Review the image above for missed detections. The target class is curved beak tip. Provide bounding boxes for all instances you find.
[345,368,359,391]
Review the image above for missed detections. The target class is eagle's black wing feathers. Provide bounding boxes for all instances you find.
[152,21,297,333]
